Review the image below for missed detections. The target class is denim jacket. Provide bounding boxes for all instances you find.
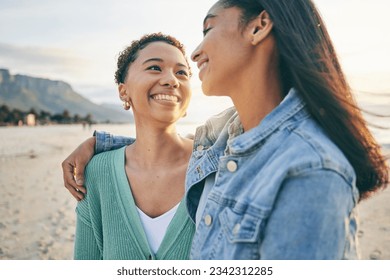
[94,88,360,260]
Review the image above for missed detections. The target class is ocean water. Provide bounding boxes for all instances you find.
[361,104,390,147]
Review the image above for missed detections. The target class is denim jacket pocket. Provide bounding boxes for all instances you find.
[214,207,264,259]
[219,207,264,242]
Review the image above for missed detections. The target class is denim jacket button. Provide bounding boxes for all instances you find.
[196,145,204,151]
[204,214,213,226]
[227,160,238,172]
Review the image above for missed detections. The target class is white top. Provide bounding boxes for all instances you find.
[136,203,180,254]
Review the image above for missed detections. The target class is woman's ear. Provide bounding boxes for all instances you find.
[118,83,127,100]
[250,10,274,45]
[118,83,132,110]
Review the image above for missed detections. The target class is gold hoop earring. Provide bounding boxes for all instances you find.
[123,101,131,110]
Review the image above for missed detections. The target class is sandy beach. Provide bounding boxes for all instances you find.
[0,124,389,260]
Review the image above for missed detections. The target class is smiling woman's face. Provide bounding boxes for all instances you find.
[120,41,191,125]
[191,3,253,97]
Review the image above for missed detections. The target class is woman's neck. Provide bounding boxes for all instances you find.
[232,77,282,132]
[231,52,283,132]
[229,34,283,132]
[127,124,192,169]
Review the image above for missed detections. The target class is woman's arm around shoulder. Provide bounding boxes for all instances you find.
[62,131,133,200]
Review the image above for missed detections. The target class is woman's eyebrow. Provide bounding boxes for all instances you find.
[203,13,216,26]
[142,58,163,65]
[177,63,188,68]
[143,58,187,68]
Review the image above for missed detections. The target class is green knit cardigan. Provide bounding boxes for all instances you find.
[74,147,195,260]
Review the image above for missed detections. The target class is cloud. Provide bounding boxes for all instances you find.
[0,43,83,74]
[0,42,114,87]
[0,43,82,66]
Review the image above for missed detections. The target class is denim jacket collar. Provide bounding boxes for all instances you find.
[193,88,307,155]
[229,88,307,154]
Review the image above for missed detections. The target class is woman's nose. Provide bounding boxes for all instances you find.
[191,44,201,62]
[160,72,179,88]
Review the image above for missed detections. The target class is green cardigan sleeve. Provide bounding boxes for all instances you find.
[74,215,102,260]
[74,198,102,260]
[74,152,106,260]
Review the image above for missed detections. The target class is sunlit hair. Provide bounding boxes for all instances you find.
[115,32,191,85]
[218,0,389,200]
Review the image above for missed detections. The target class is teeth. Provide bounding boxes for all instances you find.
[152,94,179,102]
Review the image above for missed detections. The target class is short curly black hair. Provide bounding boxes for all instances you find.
[114,32,191,84]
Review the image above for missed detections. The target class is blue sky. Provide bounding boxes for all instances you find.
[1,0,389,123]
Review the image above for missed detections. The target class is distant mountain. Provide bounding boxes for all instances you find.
[0,68,133,123]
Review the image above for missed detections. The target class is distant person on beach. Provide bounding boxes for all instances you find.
[64,0,389,259]
[72,33,194,260]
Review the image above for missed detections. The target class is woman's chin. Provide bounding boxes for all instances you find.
[201,84,226,97]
